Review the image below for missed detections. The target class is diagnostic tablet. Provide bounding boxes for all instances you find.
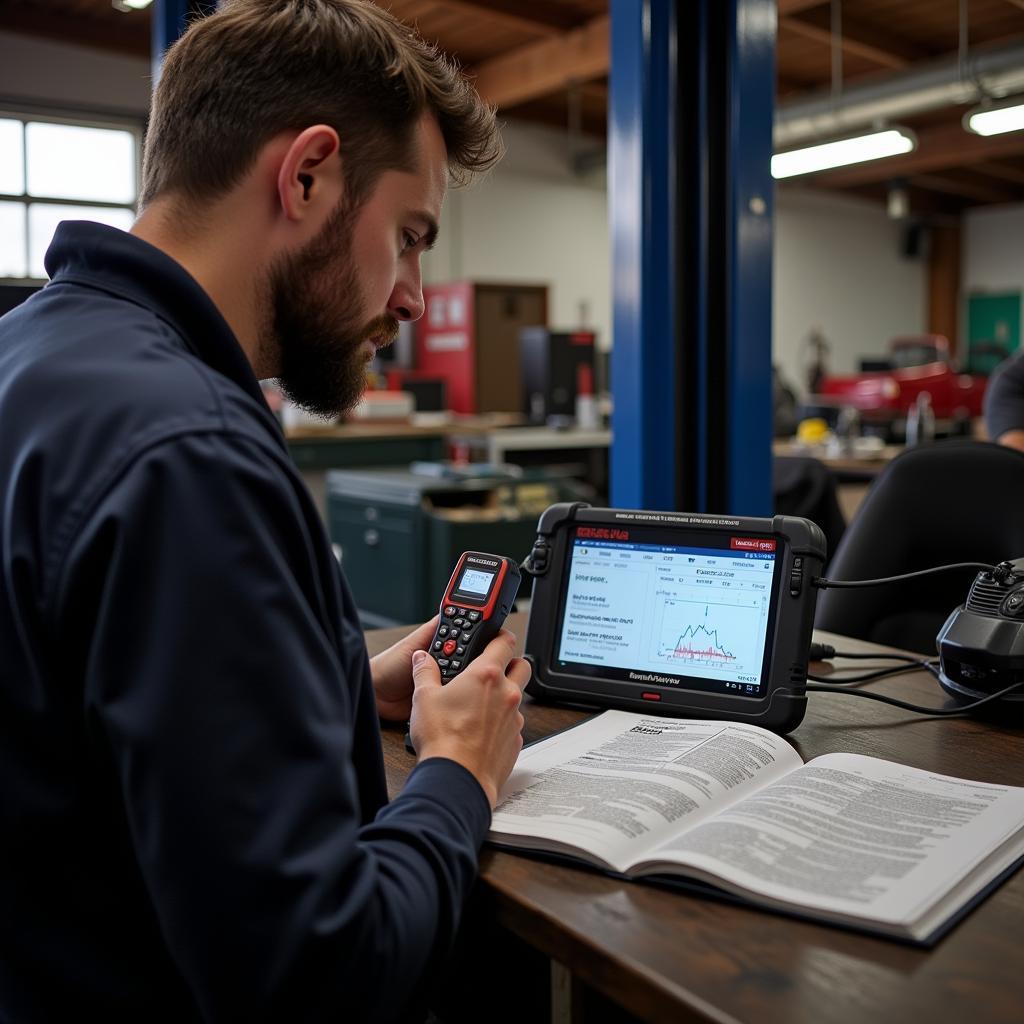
[522,504,826,733]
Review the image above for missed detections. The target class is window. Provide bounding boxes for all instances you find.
[0,112,141,281]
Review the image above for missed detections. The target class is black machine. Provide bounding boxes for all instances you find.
[937,559,1024,706]
[427,551,521,680]
[520,327,596,422]
[521,504,826,733]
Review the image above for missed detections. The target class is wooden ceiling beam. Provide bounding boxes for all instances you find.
[813,123,1024,187]
[471,15,610,109]
[780,9,928,70]
[0,9,149,58]
[912,173,1018,205]
[405,0,568,38]
[777,0,827,14]
[974,161,1024,186]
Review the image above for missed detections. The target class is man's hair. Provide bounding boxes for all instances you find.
[139,0,502,209]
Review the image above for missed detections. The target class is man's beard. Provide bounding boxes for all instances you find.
[265,200,399,419]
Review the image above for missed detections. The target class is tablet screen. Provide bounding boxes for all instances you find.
[553,525,782,697]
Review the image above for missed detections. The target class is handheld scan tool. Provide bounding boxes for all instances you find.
[427,552,522,680]
[522,504,826,733]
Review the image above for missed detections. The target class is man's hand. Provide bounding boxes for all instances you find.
[998,429,1024,454]
[370,616,439,721]
[409,630,531,808]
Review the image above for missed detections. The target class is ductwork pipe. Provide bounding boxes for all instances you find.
[774,36,1024,147]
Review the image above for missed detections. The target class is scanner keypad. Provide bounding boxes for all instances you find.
[431,605,484,680]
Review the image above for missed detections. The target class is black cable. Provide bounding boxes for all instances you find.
[808,661,940,685]
[813,561,994,590]
[808,641,939,683]
[806,678,1024,716]
[809,641,927,665]
[828,650,927,664]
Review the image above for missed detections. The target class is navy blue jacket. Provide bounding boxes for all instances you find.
[984,348,1024,443]
[0,222,490,1022]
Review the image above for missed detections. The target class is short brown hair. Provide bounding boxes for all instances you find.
[139,0,502,208]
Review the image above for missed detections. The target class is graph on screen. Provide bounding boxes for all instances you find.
[652,593,767,677]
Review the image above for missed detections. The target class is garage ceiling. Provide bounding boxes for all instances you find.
[3,0,1024,211]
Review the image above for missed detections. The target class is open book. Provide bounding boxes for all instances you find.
[489,711,1024,944]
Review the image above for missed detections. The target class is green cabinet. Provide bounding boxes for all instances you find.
[327,468,583,627]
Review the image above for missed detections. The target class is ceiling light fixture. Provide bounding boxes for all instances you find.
[112,0,153,11]
[965,96,1024,136]
[771,127,916,180]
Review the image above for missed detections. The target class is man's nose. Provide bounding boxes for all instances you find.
[388,272,425,322]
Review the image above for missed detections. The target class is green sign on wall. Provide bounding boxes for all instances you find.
[967,292,1021,375]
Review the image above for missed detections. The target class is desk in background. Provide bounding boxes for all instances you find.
[773,440,902,524]
[288,418,609,519]
[457,425,611,503]
[287,423,448,518]
[368,613,1024,1024]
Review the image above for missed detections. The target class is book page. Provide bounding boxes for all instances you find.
[489,710,804,872]
[638,752,1024,927]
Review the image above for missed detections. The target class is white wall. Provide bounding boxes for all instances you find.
[963,202,1024,294]
[423,121,611,350]
[773,188,927,395]
[0,30,150,115]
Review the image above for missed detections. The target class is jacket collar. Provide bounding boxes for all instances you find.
[44,221,274,419]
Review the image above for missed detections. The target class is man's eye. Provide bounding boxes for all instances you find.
[402,231,419,253]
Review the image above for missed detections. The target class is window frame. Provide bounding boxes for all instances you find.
[0,105,144,284]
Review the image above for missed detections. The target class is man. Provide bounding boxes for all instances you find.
[0,1,531,1020]
[984,349,1024,453]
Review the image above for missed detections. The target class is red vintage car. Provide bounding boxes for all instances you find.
[815,335,1001,430]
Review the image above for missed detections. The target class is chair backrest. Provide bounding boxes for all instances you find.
[814,439,1024,654]
[773,455,846,567]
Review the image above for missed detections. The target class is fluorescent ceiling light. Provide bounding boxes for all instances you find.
[112,0,153,11]
[965,97,1024,137]
[771,128,916,180]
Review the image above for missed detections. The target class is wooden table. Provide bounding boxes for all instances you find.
[773,441,903,524]
[368,612,1024,1024]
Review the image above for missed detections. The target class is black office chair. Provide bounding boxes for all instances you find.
[814,439,1024,654]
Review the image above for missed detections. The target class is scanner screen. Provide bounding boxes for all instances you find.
[554,530,779,696]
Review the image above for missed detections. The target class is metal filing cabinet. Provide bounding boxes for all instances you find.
[327,467,587,627]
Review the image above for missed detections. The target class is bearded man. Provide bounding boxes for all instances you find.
[0,2,531,1020]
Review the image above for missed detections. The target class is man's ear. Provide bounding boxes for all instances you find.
[276,125,343,225]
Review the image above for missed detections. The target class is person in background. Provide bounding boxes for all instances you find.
[0,2,530,1021]
[984,348,1024,452]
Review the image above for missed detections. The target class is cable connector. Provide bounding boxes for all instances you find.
[521,537,550,578]
[808,641,836,661]
[991,560,1016,584]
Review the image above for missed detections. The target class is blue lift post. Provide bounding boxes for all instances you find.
[151,1,217,82]
[609,0,776,516]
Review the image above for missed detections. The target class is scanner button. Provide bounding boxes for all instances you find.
[443,606,456,617]
[452,617,465,628]
[793,556,803,569]
[467,610,482,622]
[456,645,465,656]
[450,659,463,671]
[455,607,468,616]
[443,639,457,656]
[460,632,472,643]
[436,658,450,668]
[641,692,661,701]
[438,625,449,637]
[433,641,443,651]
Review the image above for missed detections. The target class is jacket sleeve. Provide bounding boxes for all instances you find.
[984,350,1024,442]
[56,429,490,1022]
